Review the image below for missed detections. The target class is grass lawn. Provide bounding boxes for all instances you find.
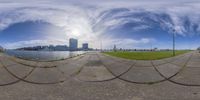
[103,50,191,60]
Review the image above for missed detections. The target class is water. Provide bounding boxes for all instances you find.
[5,50,86,61]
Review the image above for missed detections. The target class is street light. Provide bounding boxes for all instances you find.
[173,29,175,56]
[100,39,102,52]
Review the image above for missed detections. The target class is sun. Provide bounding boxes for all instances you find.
[71,29,81,37]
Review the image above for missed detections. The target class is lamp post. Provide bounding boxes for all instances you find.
[173,29,175,56]
[100,39,102,52]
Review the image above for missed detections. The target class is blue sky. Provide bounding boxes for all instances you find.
[0,0,200,49]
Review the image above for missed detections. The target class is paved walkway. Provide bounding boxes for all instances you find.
[0,51,200,100]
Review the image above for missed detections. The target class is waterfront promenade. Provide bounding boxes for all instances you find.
[0,51,200,100]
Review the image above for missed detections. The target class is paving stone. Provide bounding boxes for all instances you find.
[155,63,181,78]
[170,57,190,66]
[186,61,200,68]
[57,54,90,76]
[152,59,166,66]
[134,60,152,67]
[120,67,164,83]
[171,67,200,85]
[76,66,114,81]
[1,51,200,100]
[6,63,34,78]
[25,67,65,83]
[99,55,133,75]
[0,57,18,67]
[0,63,19,85]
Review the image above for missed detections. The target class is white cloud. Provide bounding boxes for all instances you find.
[132,25,151,31]
[1,0,200,49]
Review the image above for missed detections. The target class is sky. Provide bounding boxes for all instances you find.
[0,0,200,49]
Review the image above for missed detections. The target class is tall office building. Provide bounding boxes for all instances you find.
[82,43,88,50]
[69,38,78,51]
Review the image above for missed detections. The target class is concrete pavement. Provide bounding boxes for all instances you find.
[0,51,200,100]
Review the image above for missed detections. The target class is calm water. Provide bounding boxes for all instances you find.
[5,50,86,61]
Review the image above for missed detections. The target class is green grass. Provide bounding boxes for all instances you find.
[103,50,191,60]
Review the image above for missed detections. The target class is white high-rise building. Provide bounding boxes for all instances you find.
[69,38,78,51]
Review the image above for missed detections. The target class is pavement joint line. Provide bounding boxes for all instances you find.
[7,57,57,68]
[73,53,137,83]
[71,54,116,82]
[0,59,36,86]
[70,54,91,77]
[105,53,168,84]
[2,63,67,85]
[0,63,18,68]
[183,67,200,68]
[6,54,85,68]
[1,55,68,85]
[151,52,200,87]
[6,53,86,62]
[152,52,192,67]
[1,51,200,86]
[100,53,166,84]
[99,51,194,85]
[99,53,167,84]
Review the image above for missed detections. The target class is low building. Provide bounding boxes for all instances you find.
[0,46,4,52]
[113,45,117,52]
[197,47,200,53]
[82,43,88,50]
[55,45,68,51]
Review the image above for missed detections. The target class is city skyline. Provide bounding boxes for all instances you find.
[13,38,90,51]
[0,0,200,49]
[0,1,200,99]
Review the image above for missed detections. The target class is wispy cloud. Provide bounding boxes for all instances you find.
[0,0,200,49]
[132,25,151,31]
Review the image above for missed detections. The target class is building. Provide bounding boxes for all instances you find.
[49,45,55,51]
[82,43,88,50]
[69,38,78,51]
[197,47,200,53]
[55,45,68,51]
[0,46,4,52]
[113,44,117,52]
[41,46,50,51]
